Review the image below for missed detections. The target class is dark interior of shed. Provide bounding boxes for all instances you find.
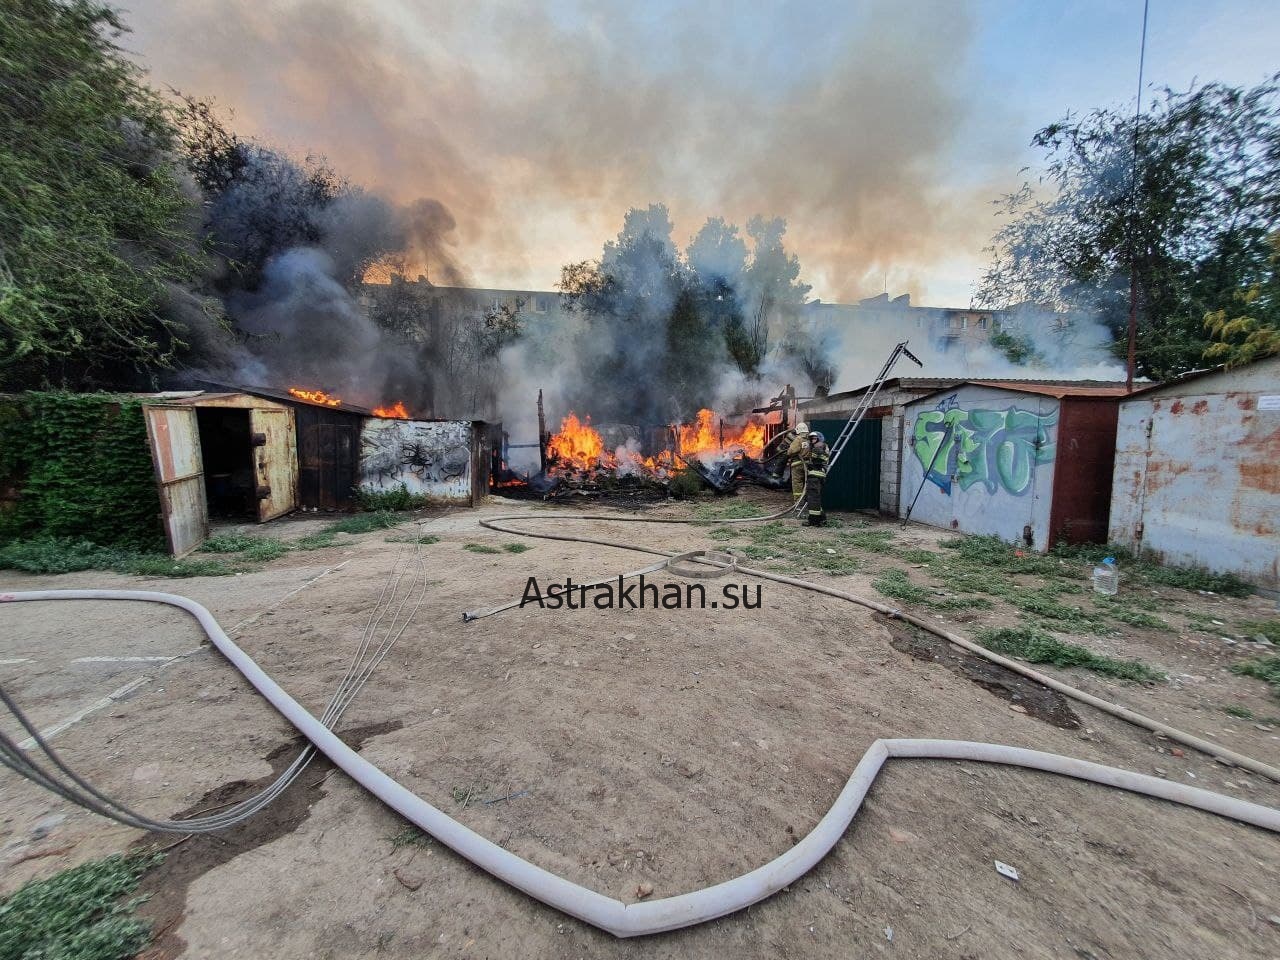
[197,408,256,519]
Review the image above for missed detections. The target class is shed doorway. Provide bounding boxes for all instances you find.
[197,407,256,519]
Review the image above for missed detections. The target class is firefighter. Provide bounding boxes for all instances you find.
[786,422,810,502]
[803,430,830,526]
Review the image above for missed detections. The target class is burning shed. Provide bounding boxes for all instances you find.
[1108,355,1280,595]
[898,381,1128,550]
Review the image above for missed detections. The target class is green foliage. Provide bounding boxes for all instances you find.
[200,532,259,553]
[385,827,433,850]
[502,542,530,553]
[0,851,161,960]
[1093,596,1167,629]
[384,533,440,544]
[326,511,402,534]
[667,468,704,499]
[1239,619,1280,644]
[705,527,740,541]
[0,394,162,549]
[693,501,769,521]
[464,543,500,554]
[872,568,929,604]
[976,627,1164,682]
[0,537,240,577]
[354,485,434,512]
[1204,232,1280,367]
[1231,656,1280,699]
[989,327,1040,365]
[0,0,205,386]
[1138,563,1252,597]
[978,76,1280,380]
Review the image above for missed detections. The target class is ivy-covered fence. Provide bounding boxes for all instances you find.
[0,393,163,549]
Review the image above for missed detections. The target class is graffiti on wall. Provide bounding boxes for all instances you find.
[912,397,1057,496]
[359,419,471,498]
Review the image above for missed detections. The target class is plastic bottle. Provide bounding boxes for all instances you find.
[1092,556,1119,596]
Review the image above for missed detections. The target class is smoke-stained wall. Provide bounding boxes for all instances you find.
[359,419,473,503]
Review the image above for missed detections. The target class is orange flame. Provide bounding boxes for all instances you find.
[546,413,617,472]
[372,401,410,419]
[677,408,766,458]
[288,386,342,407]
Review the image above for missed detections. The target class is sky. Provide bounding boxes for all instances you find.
[119,0,1278,306]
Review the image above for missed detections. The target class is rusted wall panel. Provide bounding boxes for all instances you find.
[295,405,360,510]
[1110,381,1280,593]
[899,386,1059,548]
[142,405,207,557]
[1047,399,1119,545]
[250,407,298,521]
[359,419,473,503]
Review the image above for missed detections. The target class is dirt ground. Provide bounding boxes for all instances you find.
[3,493,1280,959]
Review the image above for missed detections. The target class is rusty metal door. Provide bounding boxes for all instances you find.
[249,407,298,522]
[143,405,208,557]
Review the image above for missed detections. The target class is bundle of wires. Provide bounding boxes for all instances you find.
[0,538,428,834]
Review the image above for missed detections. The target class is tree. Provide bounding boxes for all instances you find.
[978,76,1280,380]
[0,0,203,387]
[1204,231,1280,368]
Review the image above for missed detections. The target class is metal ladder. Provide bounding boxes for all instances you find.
[823,340,922,474]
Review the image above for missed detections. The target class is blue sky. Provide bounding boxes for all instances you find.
[126,0,1277,305]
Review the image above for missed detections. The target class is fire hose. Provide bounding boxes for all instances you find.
[2,513,1277,938]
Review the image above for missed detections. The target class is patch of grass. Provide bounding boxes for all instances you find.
[355,485,434,511]
[464,543,500,554]
[200,532,260,553]
[293,531,339,550]
[385,827,434,850]
[384,533,440,545]
[327,511,402,535]
[668,468,704,499]
[0,538,242,577]
[1231,656,1280,699]
[1138,564,1253,598]
[898,548,939,564]
[976,627,1164,682]
[837,528,898,554]
[0,851,162,960]
[1222,704,1280,725]
[503,543,531,553]
[939,534,1066,578]
[1008,591,1111,634]
[1093,596,1167,629]
[1239,618,1280,644]
[692,500,768,521]
[706,527,741,541]
[872,568,930,604]
[240,539,290,563]
[1050,541,1136,564]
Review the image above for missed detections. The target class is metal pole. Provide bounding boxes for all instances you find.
[901,424,953,528]
[537,389,547,474]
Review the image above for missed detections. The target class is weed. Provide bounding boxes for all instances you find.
[464,543,501,554]
[1093,596,1167,629]
[327,511,402,535]
[668,468,704,499]
[693,501,769,521]
[938,535,1065,578]
[706,527,740,541]
[355,485,433,511]
[837,528,898,554]
[1222,704,1280,725]
[1239,618,1280,644]
[384,533,441,545]
[1231,656,1280,699]
[385,827,433,850]
[1008,591,1109,633]
[976,627,1164,682]
[1138,564,1253,598]
[293,531,338,550]
[0,538,242,577]
[1050,541,1136,564]
[898,548,939,564]
[873,568,931,604]
[0,851,162,960]
[503,543,531,553]
[200,533,260,553]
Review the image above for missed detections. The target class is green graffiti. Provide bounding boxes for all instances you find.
[912,404,1057,496]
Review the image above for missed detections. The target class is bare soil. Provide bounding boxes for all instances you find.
[3,493,1279,959]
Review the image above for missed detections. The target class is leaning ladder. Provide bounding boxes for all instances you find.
[823,340,923,475]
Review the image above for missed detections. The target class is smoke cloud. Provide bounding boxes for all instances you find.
[123,0,1006,304]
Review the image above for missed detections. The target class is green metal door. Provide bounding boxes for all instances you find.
[809,418,882,511]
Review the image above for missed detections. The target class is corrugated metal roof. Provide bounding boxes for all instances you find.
[797,377,960,408]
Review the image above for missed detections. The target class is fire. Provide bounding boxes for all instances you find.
[542,409,767,482]
[372,401,410,419]
[546,413,616,472]
[288,386,342,407]
[677,408,766,458]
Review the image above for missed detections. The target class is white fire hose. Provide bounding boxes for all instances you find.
[5,568,1279,938]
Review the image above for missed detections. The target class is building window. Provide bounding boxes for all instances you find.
[977,316,989,329]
